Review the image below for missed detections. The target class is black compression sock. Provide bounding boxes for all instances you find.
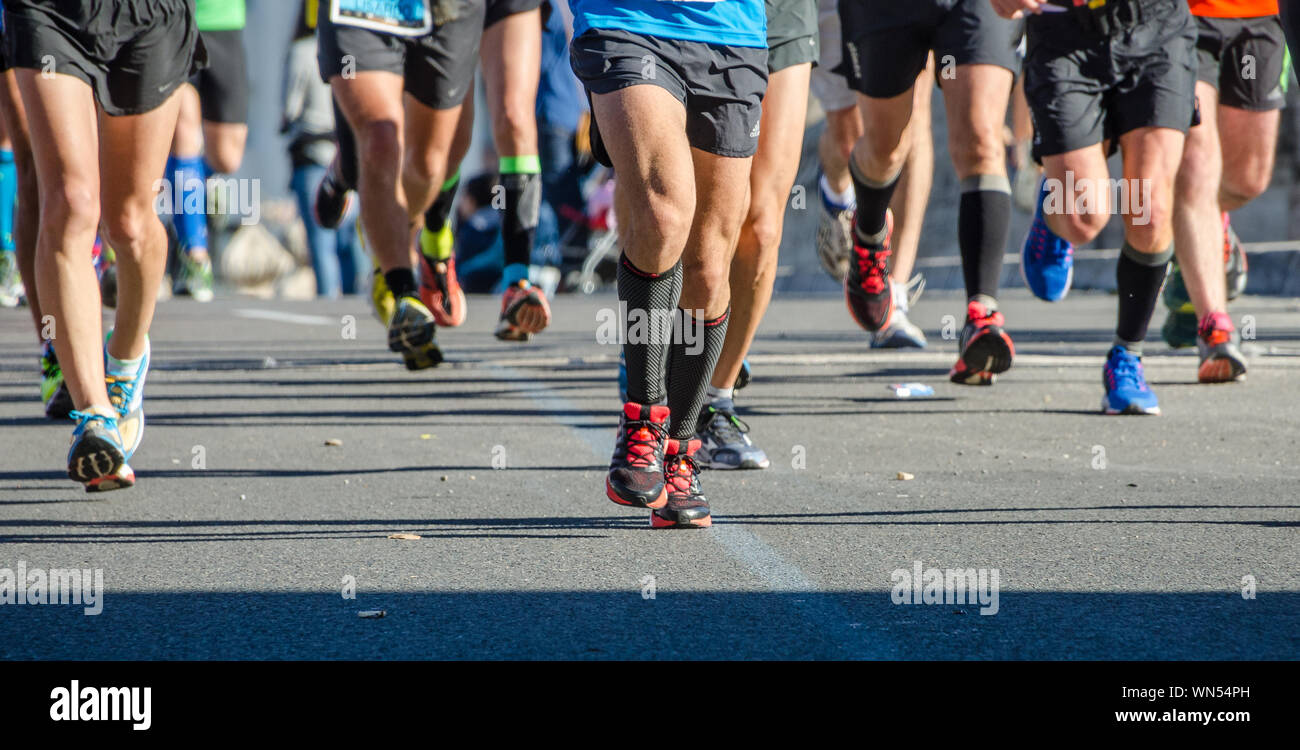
[666,308,730,440]
[619,255,682,405]
[958,175,1012,300]
[384,268,418,299]
[424,171,459,232]
[848,153,899,245]
[1115,241,1173,351]
[501,159,541,268]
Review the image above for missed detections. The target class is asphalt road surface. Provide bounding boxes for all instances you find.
[2,290,1298,660]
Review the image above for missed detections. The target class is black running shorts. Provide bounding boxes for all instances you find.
[569,27,768,160]
[485,0,543,29]
[767,0,819,73]
[837,0,1022,99]
[191,28,247,124]
[316,0,485,110]
[1024,0,1197,160]
[1195,14,1289,112]
[2,0,206,116]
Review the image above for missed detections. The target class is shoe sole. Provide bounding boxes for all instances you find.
[428,286,467,328]
[388,312,441,370]
[1198,355,1246,384]
[496,294,549,340]
[698,454,770,471]
[950,327,1014,386]
[650,511,712,529]
[400,343,444,371]
[68,434,133,491]
[605,476,667,510]
[1101,396,1161,416]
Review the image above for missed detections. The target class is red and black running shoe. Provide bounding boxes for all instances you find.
[607,402,670,509]
[844,208,894,332]
[651,438,711,529]
[949,299,1015,386]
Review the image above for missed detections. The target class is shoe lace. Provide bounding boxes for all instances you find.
[706,407,749,445]
[665,451,699,495]
[1028,217,1072,263]
[621,419,665,469]
[69,409,117,427]
[105,374,138,415]
[902,273,926,309]
[1109,352,1148,392]
[854,243,891,294]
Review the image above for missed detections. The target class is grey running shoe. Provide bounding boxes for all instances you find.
[872,276,928,349]
[695,404,769,470]
[816,199,853,282]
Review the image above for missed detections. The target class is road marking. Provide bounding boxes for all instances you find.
[492,364,896,659]
[233,309,339,326]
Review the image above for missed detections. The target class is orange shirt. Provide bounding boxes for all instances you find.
[1189,0,1280,18]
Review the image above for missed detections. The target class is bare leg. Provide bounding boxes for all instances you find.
[711,63,810,389]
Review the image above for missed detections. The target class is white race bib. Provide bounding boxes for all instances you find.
[331,0,433,37]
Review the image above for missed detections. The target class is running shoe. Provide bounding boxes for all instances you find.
[1196,311,1247,383]
[734,359,751,391]
[695,404,768,470]
[0,250,22,307]
[1101,345,1160,415]
[949,299,1014,386]
[314,159,352,230]
[40,344,73,420]
[871,276,928,349]
[1223,213,1247,301]
[816,191,854,281]
[388,295,443,371]
[1021,177,1074,302]
[844,208,894,332]
[494,279,551,341]
[174,253,214,302]
[67,408,135,492]
[104,332,149,460]
[418,224,466,327]
[651,438,711,529]
[1159,262,1198,348]
[606,401,670,509]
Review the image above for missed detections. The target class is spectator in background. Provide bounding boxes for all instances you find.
[536,3,592,267]
[282,4,364,298]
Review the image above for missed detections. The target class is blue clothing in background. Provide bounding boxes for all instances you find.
[569,0,766,48]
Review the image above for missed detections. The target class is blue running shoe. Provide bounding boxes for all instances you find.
[105,332,149,460]
[1021,178,1074,302]
[734,358,751,390]
[67,409,135,492]
[1102,346,1160,415]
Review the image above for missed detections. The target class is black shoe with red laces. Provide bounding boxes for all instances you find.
[949,298,1015,386]
[606,402,670,509]
[651,438,712,529]
[844,208,894,332]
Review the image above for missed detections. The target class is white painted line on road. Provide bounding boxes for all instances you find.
[233,308,339,326]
